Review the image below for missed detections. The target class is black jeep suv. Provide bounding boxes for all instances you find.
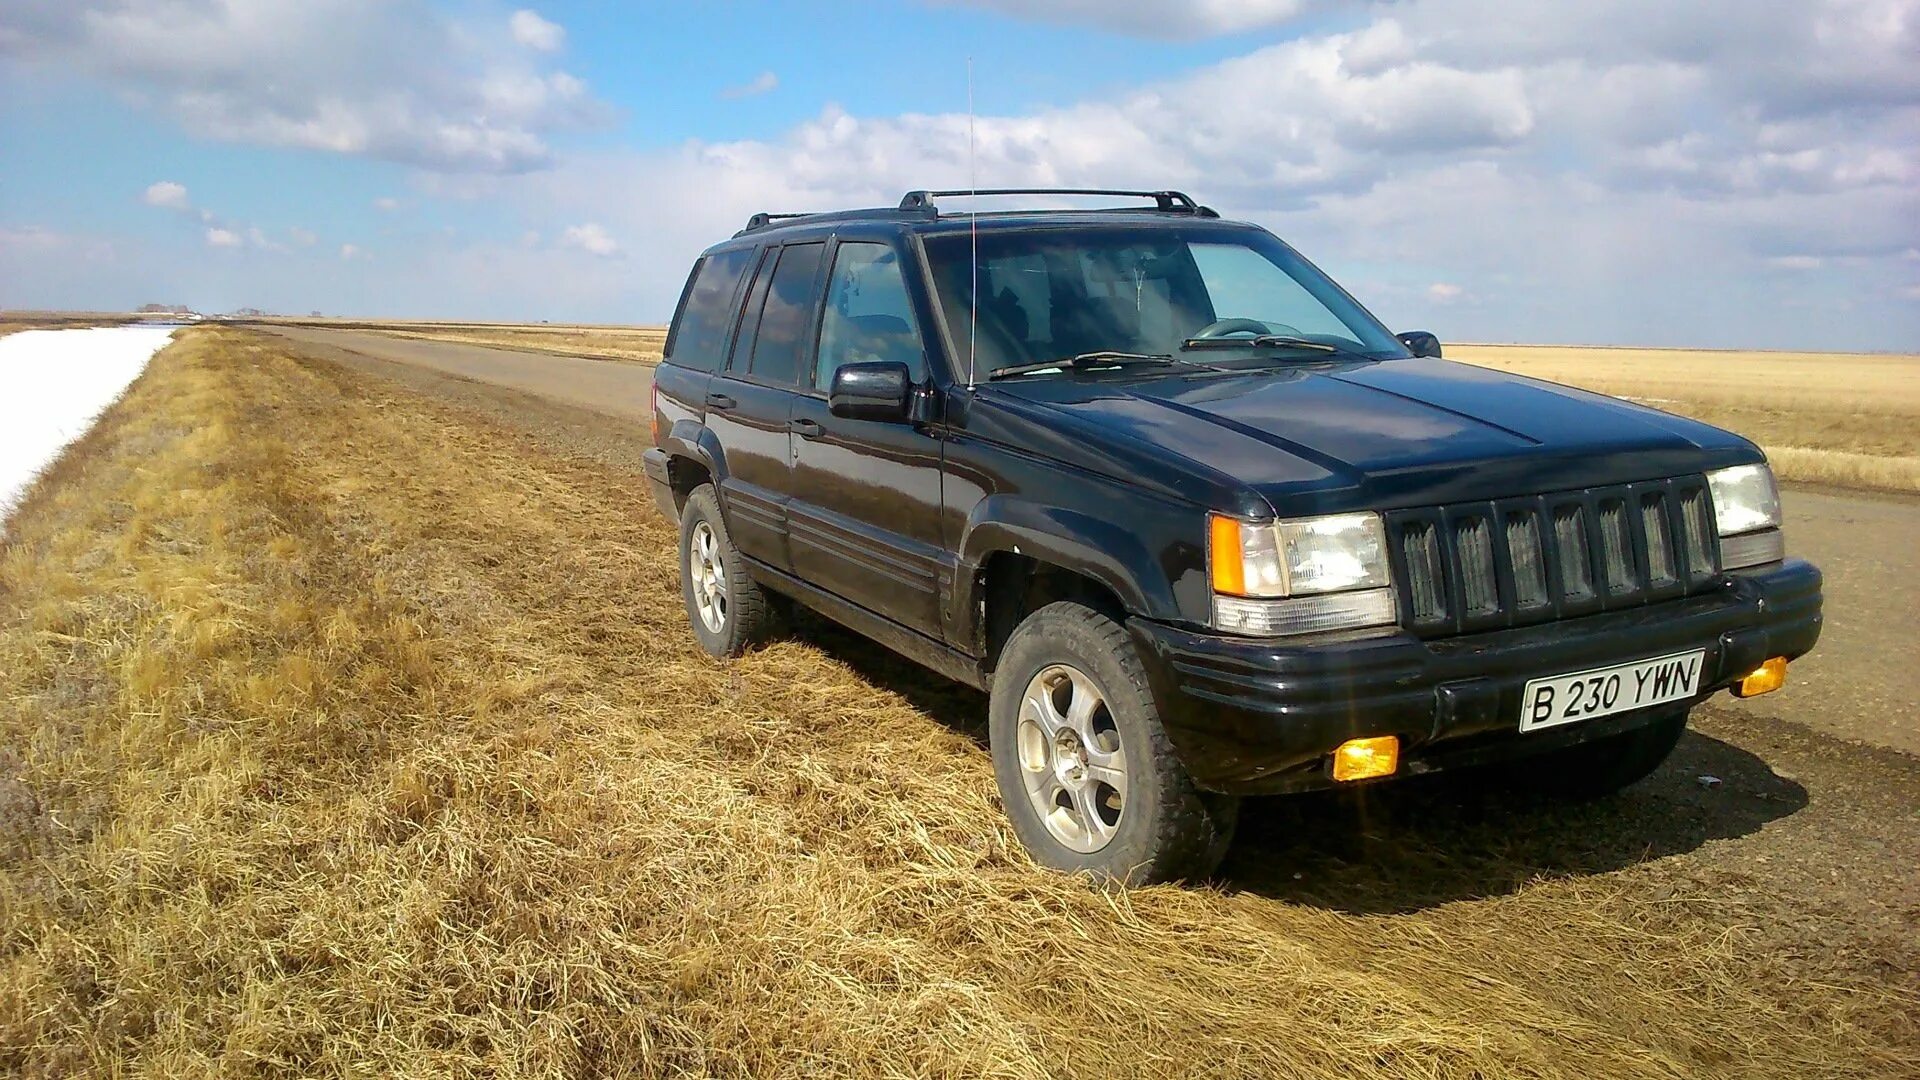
[643,188,1822,885]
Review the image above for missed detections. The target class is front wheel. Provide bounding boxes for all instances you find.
[988,601,1238,885]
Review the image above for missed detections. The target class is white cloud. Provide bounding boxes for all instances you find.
[1767,255,1825,270]
[373,196,401,212]
[288,227,317,247]
[5,1,605,173]
[721,71,779,100]
[1897,284,1920,300]
[142,181,190,210]
[205,228,243,248]
[340,244,362,261]
[461,0,1914,348]
[560,223,620,257]
[510,9,566,52]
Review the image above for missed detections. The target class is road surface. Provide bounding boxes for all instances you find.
[258,324,1920,756]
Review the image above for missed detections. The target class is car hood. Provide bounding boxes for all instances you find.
[991,358,1759,513]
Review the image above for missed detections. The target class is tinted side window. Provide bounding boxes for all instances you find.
[746,242,825,385]
[814,241,925,389]
[728,248,777,373]
[665,247,754,371]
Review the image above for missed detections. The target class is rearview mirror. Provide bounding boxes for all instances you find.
[1397,330,1443,358]
[828,361,912,421]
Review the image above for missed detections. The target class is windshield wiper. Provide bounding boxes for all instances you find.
[1180,334,1338,353]
[988,351,1174,379]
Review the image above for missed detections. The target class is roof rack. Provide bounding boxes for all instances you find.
[898,188,1217,217]
[734,205,936,237]
[735,188,1218,237]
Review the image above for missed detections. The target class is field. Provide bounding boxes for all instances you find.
[281,326,1918,492]
[264,318,668,363]
[2,327,1914,1078]
[1449,344,1920,493]
[0,311,143,339]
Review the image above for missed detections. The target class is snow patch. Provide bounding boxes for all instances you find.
[1,326,177,523]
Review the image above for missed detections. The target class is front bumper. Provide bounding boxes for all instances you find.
[1129,559,1822,794]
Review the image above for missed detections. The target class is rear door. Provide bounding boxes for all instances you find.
[704,240,826,572]
[786,238,948,637]
[656,246,756,439]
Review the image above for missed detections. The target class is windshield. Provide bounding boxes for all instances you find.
[924,225,1408,378]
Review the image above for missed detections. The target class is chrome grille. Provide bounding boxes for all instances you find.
[1387,476,1720,637]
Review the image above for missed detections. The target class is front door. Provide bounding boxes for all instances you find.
[706,240,825,571]
[786,239,947,638]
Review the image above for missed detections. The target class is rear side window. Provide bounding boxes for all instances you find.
[742,242,825,385]
[665,247,754,371]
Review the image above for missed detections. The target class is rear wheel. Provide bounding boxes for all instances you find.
[678,484,781,657]
[1504,706,1689,800]
[988,601,1238,885]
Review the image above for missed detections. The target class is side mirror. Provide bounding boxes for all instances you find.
[1397,330,1443,359]
[828,361,912,421]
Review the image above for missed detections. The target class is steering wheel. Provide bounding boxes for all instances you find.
[1189,318,1273,339]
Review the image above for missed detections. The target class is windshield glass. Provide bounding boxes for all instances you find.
[924,225,1408,377]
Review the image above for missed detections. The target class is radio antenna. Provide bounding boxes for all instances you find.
[966,55,978,390]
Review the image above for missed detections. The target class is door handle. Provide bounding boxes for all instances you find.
[789,418,824,438]
[705,392,736,410]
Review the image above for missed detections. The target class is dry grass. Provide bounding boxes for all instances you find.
[2,327,1914,1077]
[1450,344,1920,493]
[270,318,667,363]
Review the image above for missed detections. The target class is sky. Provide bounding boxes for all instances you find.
[1,0,1916,351]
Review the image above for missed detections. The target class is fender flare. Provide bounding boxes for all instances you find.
[955,495,1182,628]
[660,420,729,500]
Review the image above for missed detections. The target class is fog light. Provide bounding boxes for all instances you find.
[1733,657,1787,698]
[1332,736,1399,781]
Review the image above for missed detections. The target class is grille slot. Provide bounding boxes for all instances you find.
[1597,498,1636,595]
[1552,503,1594,602]
[1401,520,1447,624]
[1506,511,1548,610]
[1641,492,1675,586]
[1455,515,1499,617]
[1387,476,1721,637]
[1680,486,1715,583]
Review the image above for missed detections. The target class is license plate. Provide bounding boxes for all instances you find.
[1519,649,1705,732]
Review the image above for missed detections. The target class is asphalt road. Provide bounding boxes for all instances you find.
[260,324,1919,756]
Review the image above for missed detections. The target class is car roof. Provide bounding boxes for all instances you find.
[701,188,1262,255]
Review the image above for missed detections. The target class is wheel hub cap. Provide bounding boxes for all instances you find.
[1015,663,1127,854]
[689,521,728,634]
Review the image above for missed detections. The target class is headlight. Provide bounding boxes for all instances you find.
[1707,463,1785,569]
[1209,512,1395,636]
[1706,464,1780,536]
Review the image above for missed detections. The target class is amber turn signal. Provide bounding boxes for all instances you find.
[1733,656,1788,698]
[1332,736,1400,782]
[1208,514,1247,596]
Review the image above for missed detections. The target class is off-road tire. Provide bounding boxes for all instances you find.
[988,601,1239,885]
[679,484,781,657]
[1504,706,1690,800]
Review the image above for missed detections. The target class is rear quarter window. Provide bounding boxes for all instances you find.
[665,247,755,371]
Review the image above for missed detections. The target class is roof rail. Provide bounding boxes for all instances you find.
[739,211,816,233]
[735,204,939,237]
[898,188,1217,217]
